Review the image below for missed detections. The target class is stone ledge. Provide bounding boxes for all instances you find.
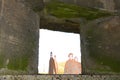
[0,75,120,80]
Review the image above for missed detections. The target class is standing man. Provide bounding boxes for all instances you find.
[48,52,56,74]
[64,53,74,74]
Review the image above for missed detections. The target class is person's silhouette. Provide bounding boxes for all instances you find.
[64,53,74,74]
[74,56,82,74]
[54,55,58,74]
[64,53,82,74]
[48,52,56,74]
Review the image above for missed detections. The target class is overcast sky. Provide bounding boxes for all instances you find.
[38,29,81,73]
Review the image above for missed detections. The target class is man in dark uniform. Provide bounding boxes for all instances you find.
[48,52,56,74]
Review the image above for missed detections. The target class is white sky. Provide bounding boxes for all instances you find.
[38,29,81,73]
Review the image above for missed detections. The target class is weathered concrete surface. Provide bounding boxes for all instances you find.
[0,0,39,74]
[81,16,120,74]
[0,75,119,80]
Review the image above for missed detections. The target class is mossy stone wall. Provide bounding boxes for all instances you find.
[59,0,120,12]
[0,0,39,74]
[81,16,120,74]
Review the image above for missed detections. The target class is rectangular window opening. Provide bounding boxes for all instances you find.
[38,29,82,74]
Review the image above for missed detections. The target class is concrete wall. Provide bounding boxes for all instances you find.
[0,0,39,74]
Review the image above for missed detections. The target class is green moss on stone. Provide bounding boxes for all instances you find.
[7,54,29,71]
[86,27,120,73]
[0,54,5,68]
[46,1,112,20]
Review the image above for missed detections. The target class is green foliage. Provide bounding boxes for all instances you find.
[46,1,112,20]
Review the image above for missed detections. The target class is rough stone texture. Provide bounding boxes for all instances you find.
[100,0,115,12]
[40,15,80,33]
[0,0,39,74]
[40,0,120,75]
[58,0,120,12]
[114,0,120,12]
[0,1,120,80]
[22,0,44,12]
[59,0,103,9]
[81,16,120,74]
[0,75,119,80]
